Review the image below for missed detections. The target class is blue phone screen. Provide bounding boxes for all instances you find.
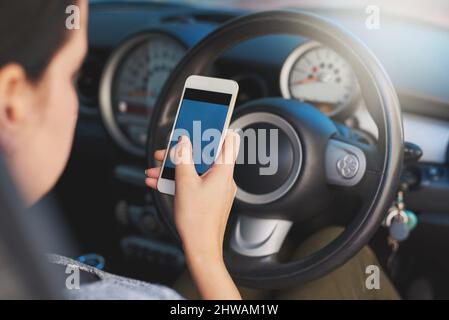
[161,88,232,179]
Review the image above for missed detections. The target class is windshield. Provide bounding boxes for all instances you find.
[92,0,449,29]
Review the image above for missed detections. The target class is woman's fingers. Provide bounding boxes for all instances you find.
[144,151,165,189]
[145,177,158,189]
[145,168,161,190]
[154,149,166,162]
[145,167,161,179]
[175,135,198,182]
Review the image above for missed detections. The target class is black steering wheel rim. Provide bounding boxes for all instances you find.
[147,10,403,289]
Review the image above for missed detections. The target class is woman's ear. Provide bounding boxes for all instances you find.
[0,64,34,144]
[0,64,33,130]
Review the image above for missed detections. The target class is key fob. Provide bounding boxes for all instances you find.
[389,220,410,242]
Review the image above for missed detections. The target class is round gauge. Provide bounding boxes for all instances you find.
[280,42,358,116]
[100,33,186,156]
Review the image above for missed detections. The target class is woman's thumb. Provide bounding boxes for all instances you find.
[174,135,197,181]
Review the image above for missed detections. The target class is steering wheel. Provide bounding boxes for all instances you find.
[147,10,403,289]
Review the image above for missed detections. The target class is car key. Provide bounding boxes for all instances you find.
[384,191,417,270]
[389,219,410,242]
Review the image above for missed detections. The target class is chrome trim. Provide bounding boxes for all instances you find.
[230,215,292,257]
[230,112,302,205]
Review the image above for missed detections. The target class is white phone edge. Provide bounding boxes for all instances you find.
[157,75,239,196]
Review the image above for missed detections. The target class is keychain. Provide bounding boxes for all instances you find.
[383,190,418,270]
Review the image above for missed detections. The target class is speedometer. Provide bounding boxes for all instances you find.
[280,42,358,116]
[100,33,186,156]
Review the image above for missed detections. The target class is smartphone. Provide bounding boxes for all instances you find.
[157,75,239,195]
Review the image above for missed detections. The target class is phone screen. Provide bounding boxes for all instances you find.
[161,88,232,180]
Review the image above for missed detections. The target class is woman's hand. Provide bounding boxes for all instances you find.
[145,132,241,300]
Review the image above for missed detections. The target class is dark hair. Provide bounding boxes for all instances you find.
[0,0,77,82]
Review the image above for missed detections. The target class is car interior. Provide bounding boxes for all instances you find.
[2,0,449,299]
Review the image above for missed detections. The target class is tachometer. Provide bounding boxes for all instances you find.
[280,42,358,116]
[100,33,186,156]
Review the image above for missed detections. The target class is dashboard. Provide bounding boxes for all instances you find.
[78,1,449,164]
[97,31,363,155]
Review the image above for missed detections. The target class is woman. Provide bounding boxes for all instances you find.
[0,0,241,299]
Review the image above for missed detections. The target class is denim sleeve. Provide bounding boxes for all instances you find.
[48,254,184,300]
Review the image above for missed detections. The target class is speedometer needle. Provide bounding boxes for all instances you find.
[292,76,319,86]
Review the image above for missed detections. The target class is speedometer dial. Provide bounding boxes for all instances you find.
[113,37,184,123]
[100,33,186,156]
[280,42,358,116]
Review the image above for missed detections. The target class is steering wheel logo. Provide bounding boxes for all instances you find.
[336,154,360,179]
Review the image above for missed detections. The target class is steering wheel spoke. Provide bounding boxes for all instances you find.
[229,215,292,257]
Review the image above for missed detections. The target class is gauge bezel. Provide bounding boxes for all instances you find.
[279,41,359,117]
[99,31,187,156]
